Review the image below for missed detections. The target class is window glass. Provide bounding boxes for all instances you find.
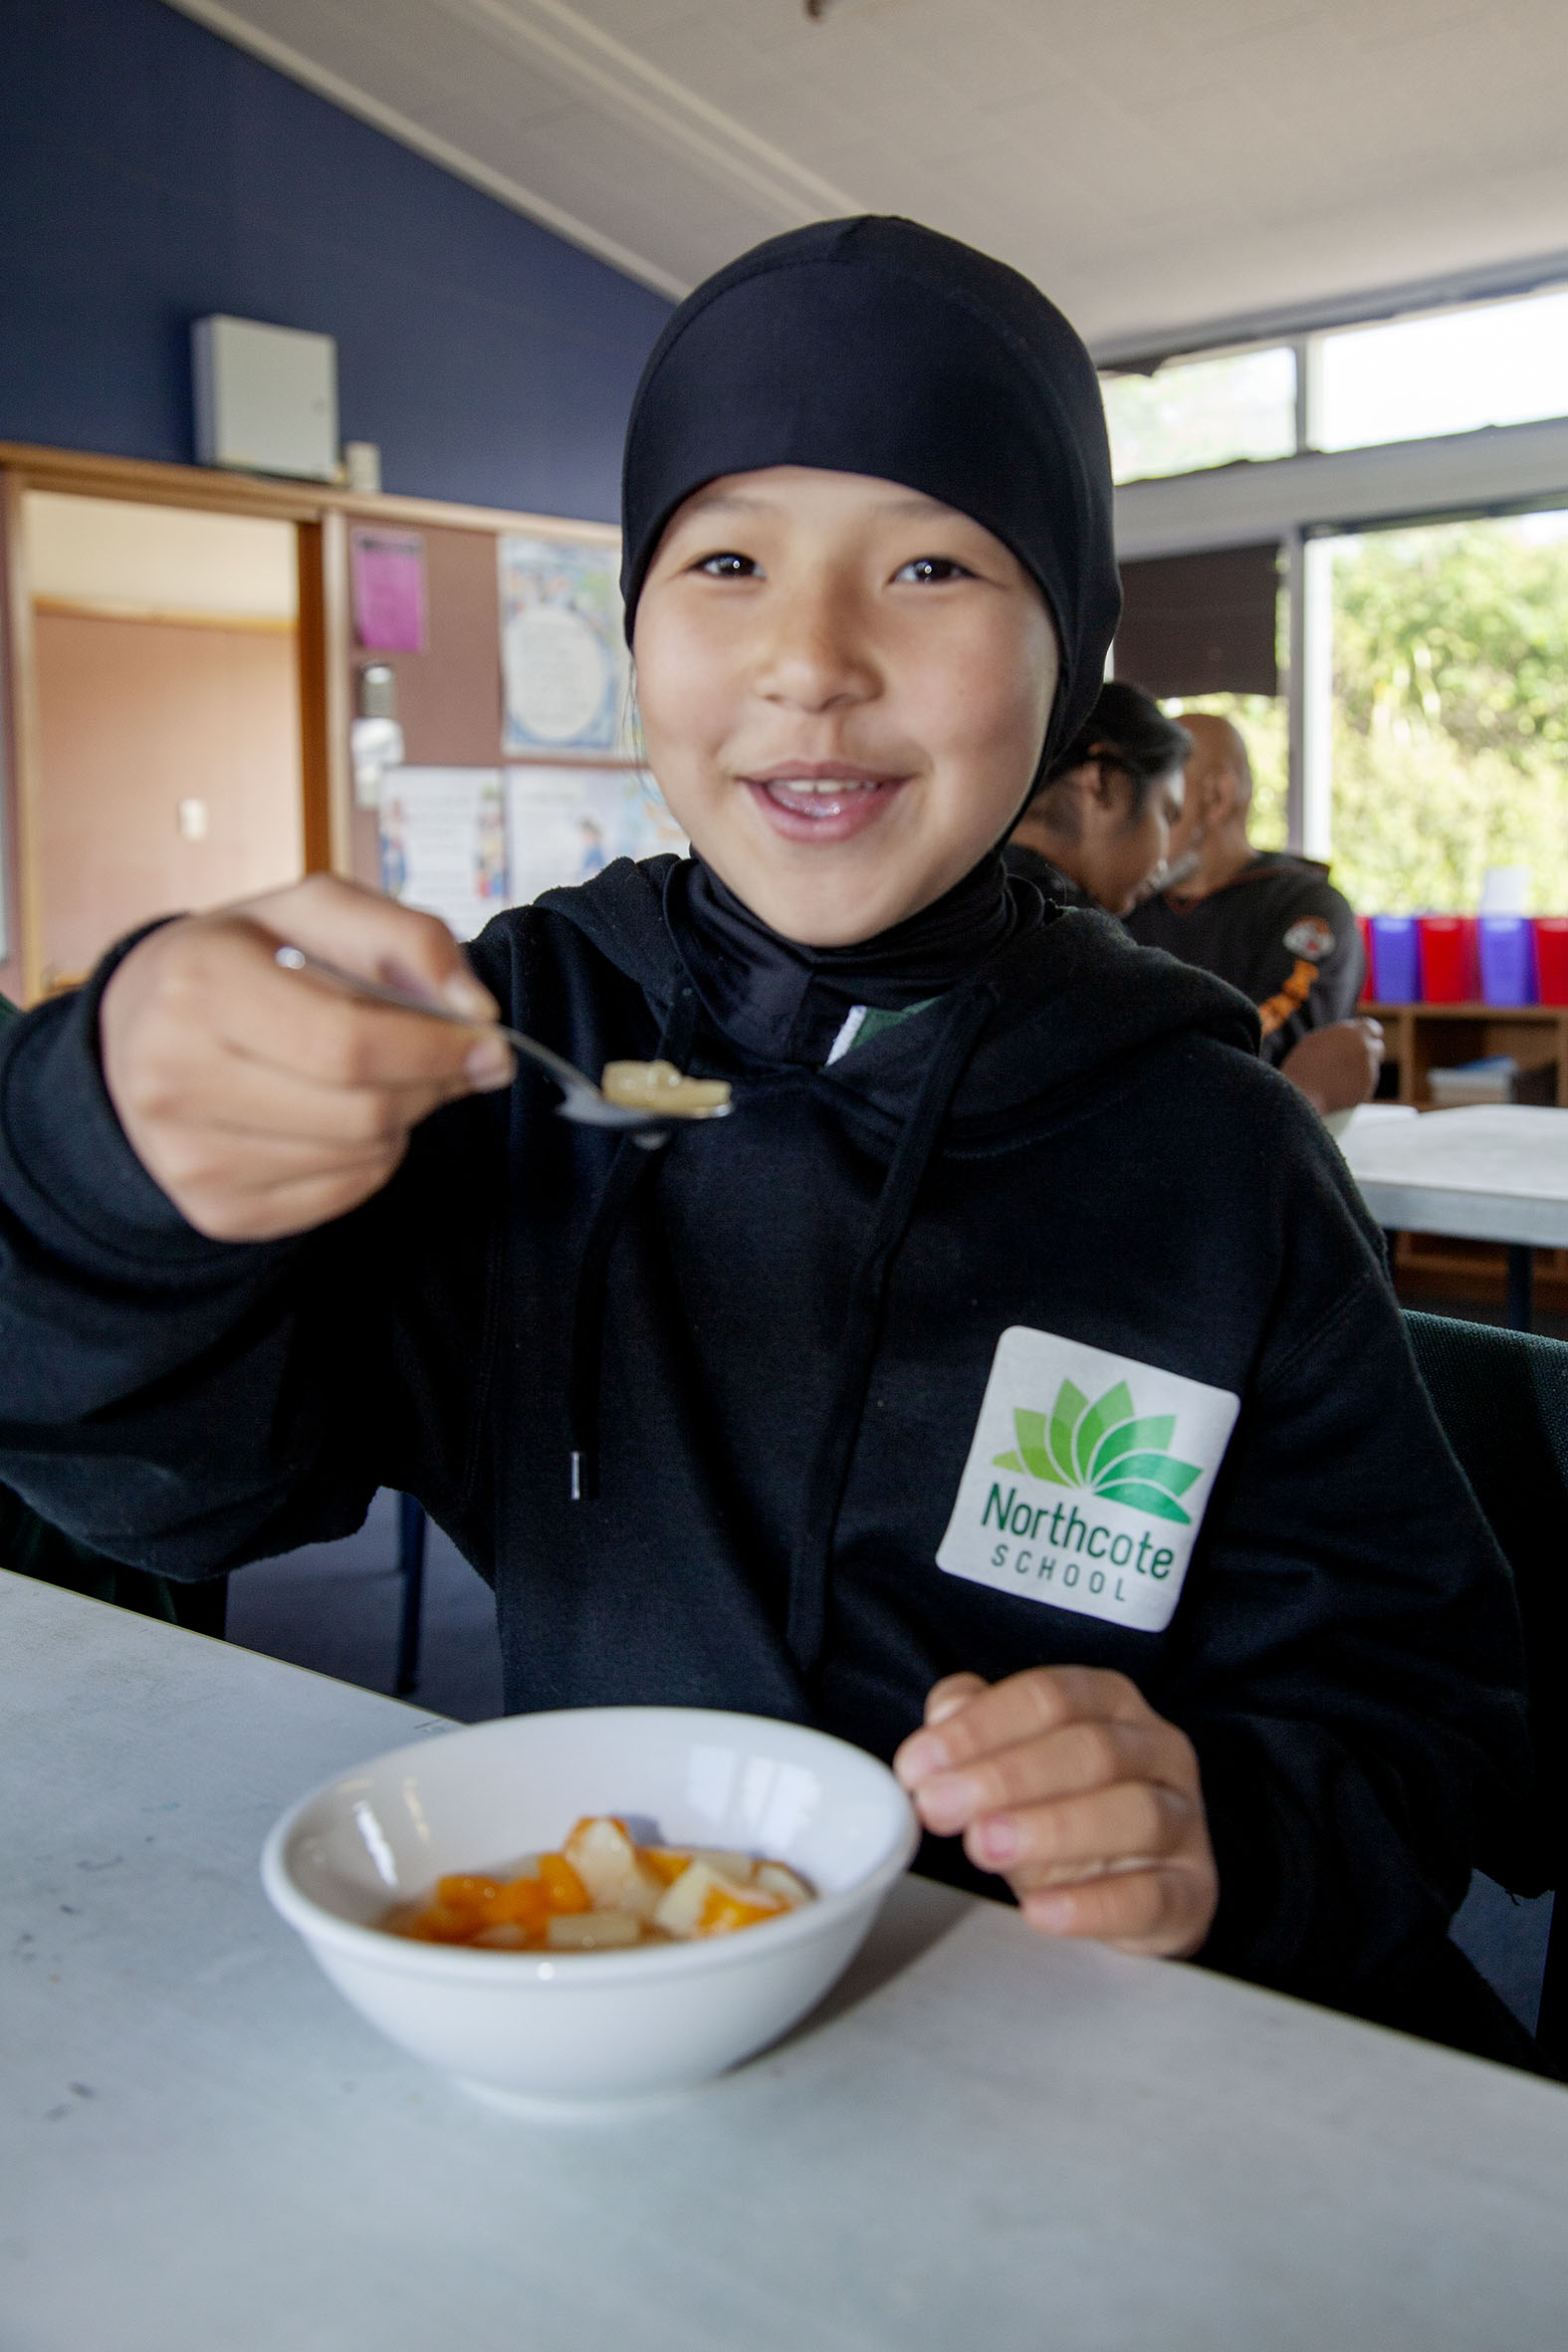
[1100,348,1296,484]
[1315,289,1568,452]
[1327,512,1568,913]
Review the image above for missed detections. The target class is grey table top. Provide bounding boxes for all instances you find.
[5,1566,1568,2352]
[1338,1101,1568,1247]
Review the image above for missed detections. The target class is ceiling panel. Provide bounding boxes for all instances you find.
[169,0,1568,351]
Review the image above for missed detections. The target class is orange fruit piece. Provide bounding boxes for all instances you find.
[640,1846,692,1887]
[696,1882,784,1937]
[437,1873,504,1919]
[490,1876,551,1932]
[539,1853,591,1914]
[402,1900,483,1944]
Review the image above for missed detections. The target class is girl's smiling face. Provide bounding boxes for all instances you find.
[632,466,1059,945]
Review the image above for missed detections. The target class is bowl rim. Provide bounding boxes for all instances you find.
[261,1704,920,1987]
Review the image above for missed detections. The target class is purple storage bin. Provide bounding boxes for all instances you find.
[1370,915,1420,1002]
[1477,915,1537,1005]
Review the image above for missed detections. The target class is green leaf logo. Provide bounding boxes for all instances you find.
[993,1379,1203,1525]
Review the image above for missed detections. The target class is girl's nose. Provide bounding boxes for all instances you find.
[753,583,878,713]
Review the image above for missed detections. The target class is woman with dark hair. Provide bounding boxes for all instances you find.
[1007,679,1190,915]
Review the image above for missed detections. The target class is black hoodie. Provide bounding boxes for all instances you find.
[0,863,1533,2053]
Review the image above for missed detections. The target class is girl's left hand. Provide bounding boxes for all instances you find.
[892,1667,1219,1958]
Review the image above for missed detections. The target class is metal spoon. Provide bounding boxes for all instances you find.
[273,945,723,1138]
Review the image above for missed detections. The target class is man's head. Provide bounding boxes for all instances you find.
[1159,712,1256,899]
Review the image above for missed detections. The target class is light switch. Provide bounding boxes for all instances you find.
[177,798,209,841]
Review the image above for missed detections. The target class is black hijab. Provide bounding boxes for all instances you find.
[618,214,1120,1060]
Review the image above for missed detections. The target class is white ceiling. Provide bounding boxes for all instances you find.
[172,0,1568,355]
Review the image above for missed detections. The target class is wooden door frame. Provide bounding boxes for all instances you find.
[0,439,617,1002]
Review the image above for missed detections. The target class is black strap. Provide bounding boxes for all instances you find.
[565,983,700,1501]
[784,982,997,1676]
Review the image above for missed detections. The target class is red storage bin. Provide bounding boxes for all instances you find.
[1536,917,1568,1005]
[1417,915,1479,1003]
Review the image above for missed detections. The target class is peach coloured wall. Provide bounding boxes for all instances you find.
[33,610,303,987]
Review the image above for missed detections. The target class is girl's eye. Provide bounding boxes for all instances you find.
[894,557,973,585]
[696,552,760,579]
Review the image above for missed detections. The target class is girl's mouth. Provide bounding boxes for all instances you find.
[744,765,909,843]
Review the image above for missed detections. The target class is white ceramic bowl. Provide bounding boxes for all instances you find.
[262,1705,918,2113]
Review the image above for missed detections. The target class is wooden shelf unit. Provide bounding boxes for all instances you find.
[1363,999,1568,1311]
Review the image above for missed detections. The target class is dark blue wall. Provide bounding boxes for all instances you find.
[0,0,672,519]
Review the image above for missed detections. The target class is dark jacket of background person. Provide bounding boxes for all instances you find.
[0,863,1534,2062]
[1126,853,1364,1065]
[1003,841,1096,910]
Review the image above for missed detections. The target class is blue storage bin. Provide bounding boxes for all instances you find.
[1370,914,1420,1002]
[1477,915,1537,1005]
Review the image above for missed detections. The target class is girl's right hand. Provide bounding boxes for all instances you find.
[99,874,515,1243]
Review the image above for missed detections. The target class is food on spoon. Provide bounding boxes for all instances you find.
[598,1059,732,1118]
[381,1815,812,1951]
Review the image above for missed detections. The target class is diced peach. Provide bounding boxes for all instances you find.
[399,1901,482,1944]
[490,1876,551,1932]
[538,1853,591,1914]
[641,1846,692,1886]
[652,1859,783,1941]
[563,1816,665,1921]
[698,1883,784,1936]
[546,1910,642,1951]
[436,1873,504,1917]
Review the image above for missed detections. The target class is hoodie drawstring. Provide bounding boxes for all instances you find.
[566,982,700,1503]
[784,983,997,1679]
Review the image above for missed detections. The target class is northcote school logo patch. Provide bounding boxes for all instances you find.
[937,1327,1239,1635]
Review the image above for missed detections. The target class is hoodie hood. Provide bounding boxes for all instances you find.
[537,855,1261,1120]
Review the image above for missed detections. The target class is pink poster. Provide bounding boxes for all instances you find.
[350,529,427,653]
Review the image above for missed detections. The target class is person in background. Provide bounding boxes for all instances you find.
[1006,681,1189,915]
[1125,713,1384,1117]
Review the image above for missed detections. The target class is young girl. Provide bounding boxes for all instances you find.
[1006,680,1190,916]
[0,219,1536,2064]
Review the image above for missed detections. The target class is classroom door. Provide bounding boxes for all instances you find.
[26,492,306,992]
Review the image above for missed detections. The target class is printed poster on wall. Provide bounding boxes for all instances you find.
[505,766,687,903]
[498,537,631,758]
[379,768,507,941]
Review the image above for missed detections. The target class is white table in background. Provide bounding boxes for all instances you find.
[5,1568,1567,2352]
[1339,1100,1568,1327]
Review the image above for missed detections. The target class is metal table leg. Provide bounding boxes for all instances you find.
[394,1494,428,1697]
[1504,1244,1534,1332]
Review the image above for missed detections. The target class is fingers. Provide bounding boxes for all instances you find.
[962,1768,1190,1882]
[894,1666,1219,1961]
[100,875,514,1242]
[897,1664,1150,1788]
[1020,1865,1215,1960]
[912,1713,1192,1840]
[235,873,498,1023]
[923,1672,986,1728]
[195,923,507,1095]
